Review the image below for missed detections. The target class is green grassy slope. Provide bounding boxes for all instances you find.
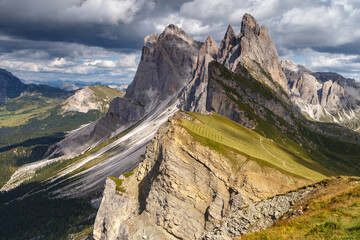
[208,61,360,177]
[242,177,360,240]
[88,85,125,112]
[181,112,333,182]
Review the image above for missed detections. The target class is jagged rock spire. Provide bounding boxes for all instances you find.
[213,14,290,97]
[200,36,219,59]
[219,25,236,61]
[241,13,261,36]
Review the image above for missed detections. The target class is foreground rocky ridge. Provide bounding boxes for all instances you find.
[93,112,311,240]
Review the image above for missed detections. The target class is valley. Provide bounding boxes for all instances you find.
[0,76,124,188]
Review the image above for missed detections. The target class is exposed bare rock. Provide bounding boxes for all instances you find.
[181,36,219,112]
[203,185,318,239]
[313,72,360,100]
[281,60,360,124]
[206,61,297,131]
[93,112,309,240]
[125,24,201,111]
[93,177,137,240]
[62,86,102,113]
[219,25,236,62]
[47,24,201,158]
[220,14,289,96]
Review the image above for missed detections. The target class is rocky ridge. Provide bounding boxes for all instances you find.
[93,112,311,240]
[47,24,201,158]
[0,68,28,103]
[281,60,360,126]
[203,185,318,240]
[180,14,290,114]
[61,86,103,113]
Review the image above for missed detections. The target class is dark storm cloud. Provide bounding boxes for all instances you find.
[0,0,191,50]
[0,0,359,82]
[314,39,360,55]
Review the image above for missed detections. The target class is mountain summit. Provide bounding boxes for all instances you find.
[0,68,27,103]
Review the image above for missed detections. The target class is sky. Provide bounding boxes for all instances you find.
[0,0,359,85]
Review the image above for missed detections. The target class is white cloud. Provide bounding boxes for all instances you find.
[0,0,151,25]
[49,58,75,68]
[60,0,149,24]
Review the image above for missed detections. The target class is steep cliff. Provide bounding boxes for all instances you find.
[47,24,201,158]
[281,60,360,127]
[220,14,289,96]
[93,111,335,239]
[180,14,290,114]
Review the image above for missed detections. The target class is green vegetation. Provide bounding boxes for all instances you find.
[242,177,360,240]
[181,112,331,181]
[108,176,125,194]
[0,85,124,187]
[88,85,124,112]
[208,61,360,177]
[123,171,134,178]
[0,181,96,240]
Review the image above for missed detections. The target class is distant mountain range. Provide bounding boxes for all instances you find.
[0,71,124,189]
[22,79,129,91]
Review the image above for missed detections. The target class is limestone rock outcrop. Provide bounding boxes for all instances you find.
[181,36,219,112]
[93,112,310,240]
[281,60,360,124]
[47,24,201,158]
[220,14,289,96]
[203,185,317,239]
[180,13,294,131]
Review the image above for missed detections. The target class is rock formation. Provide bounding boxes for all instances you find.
[47,24,201,158]
[91,13,360,240]
[93,112,310,240]
[281,60,360,124]
[181,36,219,112]
[220,14,289,95]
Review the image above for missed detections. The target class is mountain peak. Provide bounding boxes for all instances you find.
[143,33,158,47]
[0,68,27,102]
[281,59,312,73]
[200,36,219,59]
[219,25,236,61]
[160,24,194,44]
[241,13,262,37]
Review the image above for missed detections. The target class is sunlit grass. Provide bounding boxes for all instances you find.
[242,178,360,240]
[181,112,333,181]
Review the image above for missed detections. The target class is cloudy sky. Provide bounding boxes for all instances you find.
[0,0,359,84]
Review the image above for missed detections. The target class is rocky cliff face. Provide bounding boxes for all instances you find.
[93,112,310,240]
[281,60,360,125]
[220,14,289,95]
[125,24,201,111]
[47,25,201,158]
[181,36,219,112]
[180,13,292,126]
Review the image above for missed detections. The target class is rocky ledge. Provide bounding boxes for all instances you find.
[93,111,311,240]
